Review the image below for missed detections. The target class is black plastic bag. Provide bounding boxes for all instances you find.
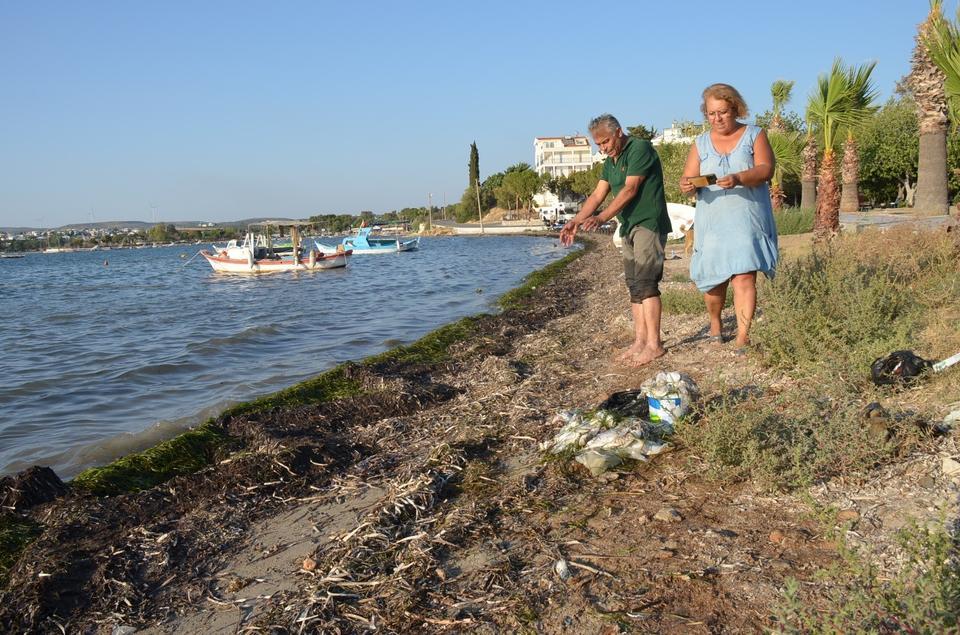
[598,390,649,418]
[870,350,932,386]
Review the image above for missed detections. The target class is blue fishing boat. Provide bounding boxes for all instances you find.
[316,225,420,255]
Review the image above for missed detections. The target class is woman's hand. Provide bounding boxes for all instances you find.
[716,173,741,189]
[679,176,697,195]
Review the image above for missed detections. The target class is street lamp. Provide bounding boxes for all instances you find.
[428,192,433,231]
[476,179,484,234]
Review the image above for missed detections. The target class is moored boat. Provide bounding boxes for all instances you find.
[200,222,351,273]
[316,225,419,255]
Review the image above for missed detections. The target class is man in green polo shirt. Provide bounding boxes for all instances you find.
[559,113,672,366]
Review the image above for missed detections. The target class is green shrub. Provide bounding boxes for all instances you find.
[774,207,814,235]
[680,229,957,489]
[777,521,960,633]
[676,390,892,490]
[754,228,960,385]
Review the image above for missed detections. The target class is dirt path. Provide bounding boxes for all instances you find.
[1,234,955,633]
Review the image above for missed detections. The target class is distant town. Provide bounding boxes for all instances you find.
[0,221,260,253]
[0,211,429,253]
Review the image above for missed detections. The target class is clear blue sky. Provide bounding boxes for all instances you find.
[0,0,941,227]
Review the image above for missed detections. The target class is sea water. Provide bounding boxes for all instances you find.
[0,236,572,478]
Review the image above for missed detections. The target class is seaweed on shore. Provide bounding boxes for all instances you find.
[499,246,587,311]
[222,365,364,418]
[0,515,42,584]
[365,315,484,367]
[71,422,236,496]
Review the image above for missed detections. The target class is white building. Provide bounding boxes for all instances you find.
[533,135,604,221]
[533,135,602,178]
[651,122,697,146]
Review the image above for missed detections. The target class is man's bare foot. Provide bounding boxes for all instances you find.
[628,345,666,367]
[617,341,646,361]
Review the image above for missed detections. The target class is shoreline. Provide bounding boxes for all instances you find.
[1,234,573,479]
[1,231,956,632]
[0,234,594,630]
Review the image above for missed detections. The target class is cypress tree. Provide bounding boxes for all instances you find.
[469,142,479,187]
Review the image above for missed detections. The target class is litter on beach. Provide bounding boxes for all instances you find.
[641,371,700,425]
[539,373,699,476]
[870,349,960,386]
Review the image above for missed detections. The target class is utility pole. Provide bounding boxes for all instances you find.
[476,179,484,234]
[427,193,433,231]
[442,192,446,220]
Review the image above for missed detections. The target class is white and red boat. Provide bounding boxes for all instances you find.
[200,223,351,274]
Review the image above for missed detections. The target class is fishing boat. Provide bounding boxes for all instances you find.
[316,225,419,255]
[200,222,351,273]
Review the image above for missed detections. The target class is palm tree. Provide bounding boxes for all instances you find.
[808,59,872,240]
[768,130,803,210]
[925,3,960,122]
[769,80,796,133]
[800,129,818,210]
[909,1,950,216]
[767,80,796,209]
[839,63,879,214]
[924,1,960,215]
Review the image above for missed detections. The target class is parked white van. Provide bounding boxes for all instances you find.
[538,204,577,223]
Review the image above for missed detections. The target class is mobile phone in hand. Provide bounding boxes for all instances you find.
[688,174,717,187]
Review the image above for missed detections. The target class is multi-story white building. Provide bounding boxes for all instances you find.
[533,135,601,178]
[651,122,697,146]
[532,135,604,220]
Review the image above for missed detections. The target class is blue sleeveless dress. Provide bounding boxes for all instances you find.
[689,124,778,293]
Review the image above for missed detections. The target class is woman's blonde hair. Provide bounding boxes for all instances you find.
[700,83,749,119]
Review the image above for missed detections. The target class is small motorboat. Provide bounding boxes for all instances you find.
[316,225,419,255]
[200,222,351,274]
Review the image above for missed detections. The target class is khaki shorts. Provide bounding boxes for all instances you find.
[622,225,668,303]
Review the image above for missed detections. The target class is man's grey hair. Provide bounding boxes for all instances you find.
[588,114,621,134]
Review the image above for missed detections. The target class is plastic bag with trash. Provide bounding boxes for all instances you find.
[538,410,615,455]
[539,373,700,476]
[640,371,700,427]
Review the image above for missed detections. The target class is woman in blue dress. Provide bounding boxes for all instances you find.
[679,83,778,350]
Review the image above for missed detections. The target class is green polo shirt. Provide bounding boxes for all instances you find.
[601,136,671,237]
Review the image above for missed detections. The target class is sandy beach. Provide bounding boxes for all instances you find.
[1,231,958,633]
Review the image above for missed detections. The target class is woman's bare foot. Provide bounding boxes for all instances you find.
[629,345,666,367]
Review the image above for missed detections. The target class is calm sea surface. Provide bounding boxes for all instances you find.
[0,236,572,478]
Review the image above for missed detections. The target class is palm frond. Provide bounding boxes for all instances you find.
[771,80,795,116]
[807,58,878,151]
[924,3,960,127]
[839,61,879,139]
[768,130,803,184]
